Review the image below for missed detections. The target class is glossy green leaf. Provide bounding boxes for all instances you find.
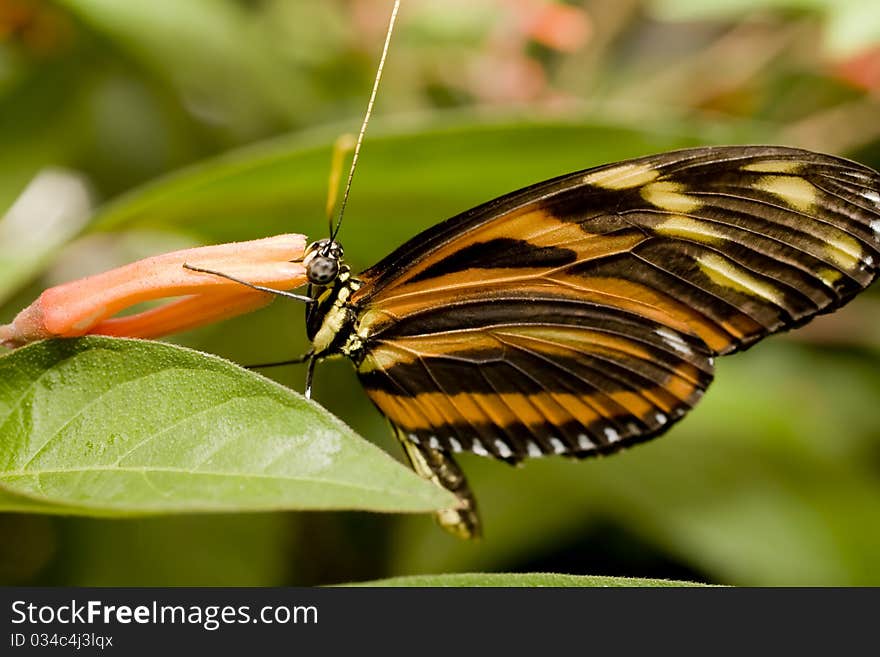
[0,337,456,515]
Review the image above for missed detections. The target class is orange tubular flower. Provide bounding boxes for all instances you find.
[0,234,308,349]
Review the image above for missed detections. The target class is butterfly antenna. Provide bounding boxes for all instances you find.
[330,0,400,243]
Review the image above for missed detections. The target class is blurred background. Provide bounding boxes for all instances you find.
[2,0,880,586]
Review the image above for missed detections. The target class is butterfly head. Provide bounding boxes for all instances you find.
[304,238,344,286]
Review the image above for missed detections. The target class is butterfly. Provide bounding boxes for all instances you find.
[298,145,880,539]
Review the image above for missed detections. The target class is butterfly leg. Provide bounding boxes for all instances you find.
[305,356,317,400]
[393,426,481,540]
[245,350,315,370]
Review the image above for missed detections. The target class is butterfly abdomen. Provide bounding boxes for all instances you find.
[395,428,481,540]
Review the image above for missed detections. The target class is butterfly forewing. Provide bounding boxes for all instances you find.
[350,146,880,460]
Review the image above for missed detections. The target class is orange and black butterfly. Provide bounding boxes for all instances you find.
[299,145,880,538]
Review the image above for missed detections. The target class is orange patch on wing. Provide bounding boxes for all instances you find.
[358,208,645,301]
[364,387,697,434]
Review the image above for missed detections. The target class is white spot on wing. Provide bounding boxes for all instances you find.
[550,437,567,454]
[841,170,871,182]
[471,439,489,457]
[578,434,595,450]
[604,427,620,443]
[871,219,880,238]
[428,436,440,449]
[527,441,543,457]
[408,433,420,444]
[655,413,667,425]
[449,437,462,453]
[495,439,513,458]
[824,233,864,271]
[861,190,880,205]
[656,327,692,356]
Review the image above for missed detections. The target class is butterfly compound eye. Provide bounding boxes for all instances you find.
[306,256,340,285]
[304,239,344,285]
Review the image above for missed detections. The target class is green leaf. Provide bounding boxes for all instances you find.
[0,337,456,516]
[344,572,710,587]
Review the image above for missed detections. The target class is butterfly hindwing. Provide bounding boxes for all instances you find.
[350,146,880,462]
[358,298,714,460]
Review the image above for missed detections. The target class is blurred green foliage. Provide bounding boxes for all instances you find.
[1,0,879,586]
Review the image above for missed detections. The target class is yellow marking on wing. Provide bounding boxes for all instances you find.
[698,253,783,305]
[754,175,817,212]
[818,268,843,286]
[583,163,660,190]
[641,182,702,213]
[741,160,803,174]
[823,232,863,271]
[654,215,725,243]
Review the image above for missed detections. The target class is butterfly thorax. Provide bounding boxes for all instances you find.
[306,264,365,361]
